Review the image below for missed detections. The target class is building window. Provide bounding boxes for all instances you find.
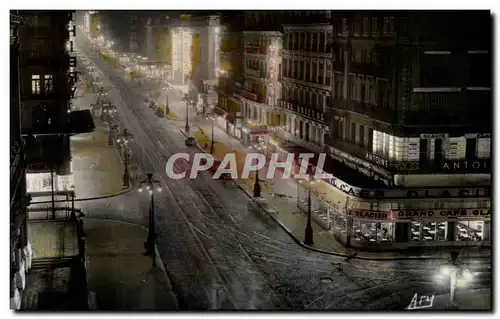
[306,32,311,51]
[360,83,366,103]
[354,17,362,36]
[363,17,369,36]
[31,74,41,94]
[371,17,378,36]
[311,61,317,83]
[325,63,331,87]
[383,17,390,36]
[336,76,344,99]
[318,61,324,85]
[350,122,356,144]
[388,17,395,36]
[342,18,348,35]
[326,31,332,53]
[44,74,54,93]
[312,32,318,52]
[349,75,356,100]
[319,31,325,52]
[304,61,309,81]
[299,32,305,50]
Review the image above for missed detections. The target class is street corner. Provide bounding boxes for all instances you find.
[84,219,177,310]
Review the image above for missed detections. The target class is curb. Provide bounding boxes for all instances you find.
[180,128,491,261]
[85,217,179,310]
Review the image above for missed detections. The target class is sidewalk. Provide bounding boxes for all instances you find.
[182,119,492,260]
[70,92,129,199]
[84,218,178,310]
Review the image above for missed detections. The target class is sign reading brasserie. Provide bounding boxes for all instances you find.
[325,175,490,199]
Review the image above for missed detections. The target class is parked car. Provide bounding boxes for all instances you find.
[185,136,197,146]
[156,107,166,118]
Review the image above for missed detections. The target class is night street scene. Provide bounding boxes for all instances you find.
[9,9,492,311]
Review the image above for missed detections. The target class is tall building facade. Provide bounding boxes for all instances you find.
[326,11,492,187]
[17,11,90,197]
[215,12,245,138]
[241,11,284,147]
[279,10,333,153]
[322,11,491,248]
[10,12,32,310]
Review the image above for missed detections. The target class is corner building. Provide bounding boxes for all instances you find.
[324,11,492,249]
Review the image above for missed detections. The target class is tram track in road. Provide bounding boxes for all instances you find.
[85,50,288,309]
[85,50,239,309]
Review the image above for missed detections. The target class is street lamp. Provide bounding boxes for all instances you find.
[116,128,134,188]
[435,251,474,308]
[184,97,190,133]
[138,173,162,267]
[253,169,261,198]
[298,174,316,246]
[206,115,215,154]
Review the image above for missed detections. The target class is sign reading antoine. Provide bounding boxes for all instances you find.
[440,159,490,173]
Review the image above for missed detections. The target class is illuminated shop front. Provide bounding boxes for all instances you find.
[26,172,74,194]
[330,208,491,249]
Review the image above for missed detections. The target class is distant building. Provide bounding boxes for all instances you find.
[216,12,245,139]
[323,11,492,249]
[280,10,333,153]
[326,11,492,187]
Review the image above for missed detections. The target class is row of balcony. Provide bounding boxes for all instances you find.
[244,68,267,79]
[277,99,324,122]
[242,90,266,104]
[244,45,279,56]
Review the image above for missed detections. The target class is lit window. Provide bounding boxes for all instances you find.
[31,74,41,94]
[44,74,54,93]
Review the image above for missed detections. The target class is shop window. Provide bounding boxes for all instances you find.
[352,220,378,243]
[422,221,436,242]
[457,221,470,241]
[436,221,447,241]
[410,221,421,242]
[457,221,484,242]
[378,222,394,243]
[468,221,484,241]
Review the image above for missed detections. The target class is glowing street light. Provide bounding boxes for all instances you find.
[435,251,475,308]
[116,128,134,188]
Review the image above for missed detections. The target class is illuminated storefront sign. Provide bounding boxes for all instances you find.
[347,209,491,221]
[420,133,449,139]
[245,46,260,54]
[347,210,389,220]
[249,125,268,135]
[242,90,258,102]
[364,152,388,168]
[325,174,490,199]
[392,209,491,219]
[441,159,490,172]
